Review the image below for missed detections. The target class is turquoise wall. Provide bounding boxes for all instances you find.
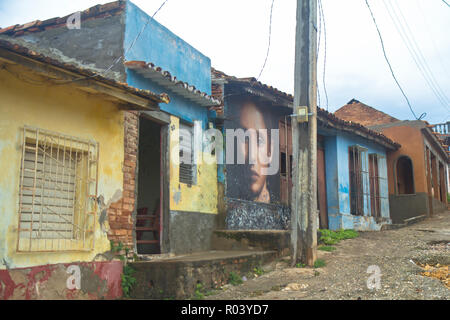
[124,1,212,95]
[321,130,391,230]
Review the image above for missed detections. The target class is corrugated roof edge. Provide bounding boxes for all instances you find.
[0,38,170,104]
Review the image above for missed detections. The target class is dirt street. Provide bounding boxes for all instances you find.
[208,211,450,300]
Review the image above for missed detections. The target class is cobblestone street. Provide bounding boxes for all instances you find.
[208,211,450,300]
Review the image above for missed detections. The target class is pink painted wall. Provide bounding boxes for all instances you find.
[0,261,122,300]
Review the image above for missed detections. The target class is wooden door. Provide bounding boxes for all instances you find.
[317,136,328,229]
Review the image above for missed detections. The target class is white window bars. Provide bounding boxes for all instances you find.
[17,126,99,252]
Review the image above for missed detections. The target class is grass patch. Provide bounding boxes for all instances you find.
[253,266,265,276]
[121,265,136,298]
[313,259,326,268]
[228,271,243,286]
[295,263,306,268]
[193,283,205,300]
[319,229,358,245]
[318,245,336,252]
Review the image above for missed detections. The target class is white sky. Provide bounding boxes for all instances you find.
[0,0,449,123]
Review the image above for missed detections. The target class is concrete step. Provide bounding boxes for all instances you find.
[404,215,427,226]
[129,250,278,299]
[212,230,290,256]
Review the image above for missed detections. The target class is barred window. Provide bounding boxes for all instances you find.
[179,123,197,185]
[349,145,369,216]
[17,126,98,252]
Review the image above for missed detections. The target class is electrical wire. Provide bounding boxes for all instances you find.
[316,0,322,108]
[318,0,329,111]
[52,0,169,85]
[364,0,425,120]
[255,0,275,82]
[383,0,450,113]
[442,0,450,7]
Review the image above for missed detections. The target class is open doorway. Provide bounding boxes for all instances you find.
[136,116,161,254]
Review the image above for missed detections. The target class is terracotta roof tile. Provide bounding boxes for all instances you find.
[0,1,125,37]
[125,60,221,107]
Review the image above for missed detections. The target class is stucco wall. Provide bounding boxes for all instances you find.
[381,125,427,194]
[0,261,122,300]
[168,116,218,214]
[124,1,212,95]
[0,65,124,269]
[322,132,391,231]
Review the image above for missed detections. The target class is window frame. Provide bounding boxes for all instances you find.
[17,126,99,252]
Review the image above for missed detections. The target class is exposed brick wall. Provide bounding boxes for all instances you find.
[334,99,400,127]
[210,83,224,116]
[107,111,139,250]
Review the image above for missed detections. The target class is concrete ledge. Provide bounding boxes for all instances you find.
[129,250,278,299]
[404,215,427,226]
[212,230,290,256]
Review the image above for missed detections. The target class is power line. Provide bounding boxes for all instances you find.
[442,0,450,7]
[383,0,450,112]
[318,0,329,111]
[256,0,275,82]
[105,0,169,75]
[364,0,425,120]
[53,0,169,85]
[316,0,322,108]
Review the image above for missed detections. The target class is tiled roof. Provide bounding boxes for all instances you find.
[334,99,400,127]
[125,61,221,107]
[211,67,294,103]
[212,68,400,149]
[0,38,169,105]
[317,107,401,150]
[0,1,125,37]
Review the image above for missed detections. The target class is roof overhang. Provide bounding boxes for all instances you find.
[317,110,401,151]
[0,41,168,111]
[124,60,221,108]
[422,127,450,162]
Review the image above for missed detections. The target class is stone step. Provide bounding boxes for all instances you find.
[212,230,290,256]
[404,215,427,226]
[129,250,278,299]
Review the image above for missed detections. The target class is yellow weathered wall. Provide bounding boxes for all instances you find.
[0,65,124,269]
[169,116,218,214]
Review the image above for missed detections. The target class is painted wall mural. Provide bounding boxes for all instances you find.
[224,95,290,230]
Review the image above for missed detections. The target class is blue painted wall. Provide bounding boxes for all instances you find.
[320,130,391,231]
[126,70,209,127]
[124,1,212,95]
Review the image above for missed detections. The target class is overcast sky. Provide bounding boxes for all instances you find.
[0,0,449,124]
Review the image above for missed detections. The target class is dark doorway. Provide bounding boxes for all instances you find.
[349,146,364,216]
[396,156,414,195]
[439,162,445,203]
[369,154,381,218]
[136,116,161,254]
[317,136,328,229]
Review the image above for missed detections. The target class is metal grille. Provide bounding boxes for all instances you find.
[17,126,99,252]
[349,145,369,216]
[179,123,196,185]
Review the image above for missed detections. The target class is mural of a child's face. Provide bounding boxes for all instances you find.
[239,101,271,203]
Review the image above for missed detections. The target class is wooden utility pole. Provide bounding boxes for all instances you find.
[291,0,318,267]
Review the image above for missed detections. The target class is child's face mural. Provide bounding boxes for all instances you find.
[238,102,271,203]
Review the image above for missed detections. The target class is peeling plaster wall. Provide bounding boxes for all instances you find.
[0,261,122,300]
[11,12,126,82]
[168,116,218,214]
[322,132,391,231]
[0,66,124,269]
